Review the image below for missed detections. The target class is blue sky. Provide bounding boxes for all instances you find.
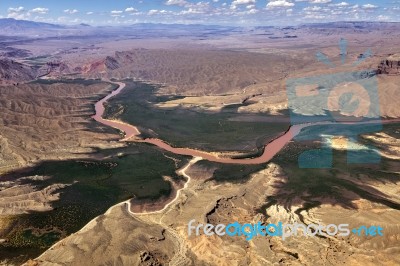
[0,0,398,26]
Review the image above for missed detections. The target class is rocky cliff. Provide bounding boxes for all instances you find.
[0,59,36,84]
[377,54,400,75]
[81,56,120,74]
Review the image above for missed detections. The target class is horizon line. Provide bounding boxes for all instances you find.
[2,17,400,28]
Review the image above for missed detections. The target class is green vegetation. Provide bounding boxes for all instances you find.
[196,160,266,183]
[261,123,400,221]
[30,78,103,86]
[0,144,189,262]
[24,55,50,67]
[104,80,290,152]
[25,55,50,61]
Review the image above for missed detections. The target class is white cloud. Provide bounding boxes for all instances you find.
[330,2,349,7]
[231,0,256,10]
[179,2,211,15]
[64,9,79,14]
[148,9,158,15]
[304,6,321,11]
[111,10,124,17]
[180,8,202,14]
[309,0,331,4]
[3,0,386,26]
[377,15,390,21]
[305,13,325,19]
[8,6,49,19]
[165,0,188,6]
[7,6,27,19]
[125,7,138,13]
[295,0,331,3]
[362,4,378,9]
[232,0,256,5]
[56,16,85,24]
[247,8,258,14]
[266,0,294,8]
[8,13,27,19]
[8,6,25,13]
[30,7,49,14]
[7,12,28,19]
[148,9,170,15]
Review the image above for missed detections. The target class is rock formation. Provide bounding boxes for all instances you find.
[377,54,400,75]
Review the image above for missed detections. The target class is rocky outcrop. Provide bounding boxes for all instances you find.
[38,61,72,77]
[82,56,120,74]
[0,58,36,84]
[377,55,400,75]
[104,56,119,70]
[45,61,71,73]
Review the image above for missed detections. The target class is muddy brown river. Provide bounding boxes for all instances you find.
[93,81,399,165]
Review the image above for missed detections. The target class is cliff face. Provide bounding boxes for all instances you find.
[377,55,400,75]
[0,59,36,84]
[37,61,72,77]
[81,56,120,74]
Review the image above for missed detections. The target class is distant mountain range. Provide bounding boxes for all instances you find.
[0,18,63,29]
[0,18,400,36]
[1,18,400,37]
[0,18,238,37]
[301,21,400,30]
[0,18,238,30]
[0,18,399,85]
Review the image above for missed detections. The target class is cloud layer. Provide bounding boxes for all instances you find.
[2,0,398,25]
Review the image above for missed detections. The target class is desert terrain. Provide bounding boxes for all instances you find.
[0,19,399,265]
